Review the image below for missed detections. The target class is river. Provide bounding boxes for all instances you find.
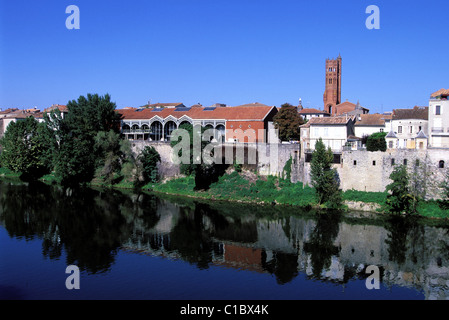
[0,180,448,300]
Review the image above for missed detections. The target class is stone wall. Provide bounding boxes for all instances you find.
[129,140,301,182]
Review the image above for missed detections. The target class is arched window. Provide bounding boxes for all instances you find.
[389,141,393,149]
[150,121,163,141]
[439,160,445,169]
[164,121,177,142]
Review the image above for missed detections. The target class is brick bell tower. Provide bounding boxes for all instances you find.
[323,55,342,116]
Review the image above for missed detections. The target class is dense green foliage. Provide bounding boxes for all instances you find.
[138,146,161,185]
[0,93,159,189]
[170,123,227,190]
[273,103,304,141]
[310,138,343,208]
[384,165,418,215]
[366,132,387,152]
[53,93,122,186]
[0,117,55,181]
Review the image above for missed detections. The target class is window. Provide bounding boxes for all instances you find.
[439,160,445,169]
[353,160,357,166]
[415,159,420,167]
[391,158,395,165]
[373,161,376,166]
[329,78,332,84]
[389,141,394,149]
[410,126,413,134]
[380,128,384,132]
[404,159,408,165]
[398,126,403,134]
[436,105,441,115]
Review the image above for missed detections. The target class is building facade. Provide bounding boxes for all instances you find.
[118,103,279,144]
[428,89,449,148]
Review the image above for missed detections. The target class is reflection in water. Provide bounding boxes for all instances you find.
[1,181,449,299]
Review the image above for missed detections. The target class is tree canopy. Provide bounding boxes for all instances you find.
[310,138,342,208]
[0,116,55,181]
[273,103,304,142]
[366,132,387,152]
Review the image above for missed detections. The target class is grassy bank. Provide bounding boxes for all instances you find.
[1,166,449,219]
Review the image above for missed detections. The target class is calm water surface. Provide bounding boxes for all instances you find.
[1,180,449,300]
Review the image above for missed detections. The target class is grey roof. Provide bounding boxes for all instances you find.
[386,130,398,138]
[415,130,428,139]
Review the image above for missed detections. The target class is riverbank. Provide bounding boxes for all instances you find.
[1,167,448,220]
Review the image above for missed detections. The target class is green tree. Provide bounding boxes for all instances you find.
[170,123,227,190]
[385,165,417,215]
[310,138,342,208]
[53,93,121,187]
[0,117,55,181]
[138,146,161,185]
[273,103,304,142]
[366,132,387,152]
[94,130,131,184]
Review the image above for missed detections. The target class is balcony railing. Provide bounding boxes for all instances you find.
[122,129,151,134]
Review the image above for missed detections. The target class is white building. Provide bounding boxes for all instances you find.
[354,113,388,139]
[384,106,428,149]
[300,116,355,154]
[428,89,449,148]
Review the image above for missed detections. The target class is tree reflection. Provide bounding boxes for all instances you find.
[0,182,161,274]
[303,211,341,279]
[384,215,419,265]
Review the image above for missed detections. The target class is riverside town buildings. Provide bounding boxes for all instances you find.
[1,56,448,196]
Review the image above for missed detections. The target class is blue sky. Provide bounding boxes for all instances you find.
[0,0,448,114]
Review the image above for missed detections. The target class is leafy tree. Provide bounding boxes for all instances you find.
[273,103,304,142]
[53,93,121,187]
[366,132,387,152]
[0,117,55,181]
[310,138,342,208]
[138,146,161,185]
[384,165,417,215]
[170,123,227,190]
[94,130,131,184]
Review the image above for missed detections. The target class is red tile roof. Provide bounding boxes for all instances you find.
[392,106,428,120]
[431,88,449,98]
[355,114,387,126]
[299,108,329,114]
[117,104,276,121]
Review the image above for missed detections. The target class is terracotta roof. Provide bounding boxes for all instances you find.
[44,105,68,113]
[118,104,276,121]
[355,114,386,126]
[307,116,351,125]
[299,108,329,115]
[431,88,449,98]
[335,101,369,116]
[392,106,428,121]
